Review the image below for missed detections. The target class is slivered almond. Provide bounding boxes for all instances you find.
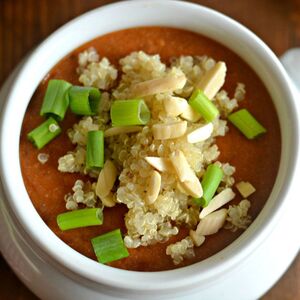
[104,126,142,137]
[144,157,173,172]
[197,61,227,99]
[131,74,187,97]
[152,121,187,140]
[196,208,227,236]
[176,181,190,195]
[180,105,201,122]
[200,188,235,219]
[96,160,118,199]
[101,192,116,207]
[146,170,161,204]
[169,150,203,198]
[169,150,195,182]
[163,96,189,117]
[187,123,214,143]
[181,180,203,198]
[189,230,205,247]
[236,181,256,198]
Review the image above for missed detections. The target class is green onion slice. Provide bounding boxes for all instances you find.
[228,109,267,139]
[86,130,104,169]
[40,79,72,121]
[27,117,61,149]
[91,229,129,264]
[188,89,219,122]
[69,86,101,115]
[57,208,103,231]
[195,164,223,207]
[110,99,150,126]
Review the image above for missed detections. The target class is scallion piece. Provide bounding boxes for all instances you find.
[57,208,103,231]
[91,229,129,264]
[228,109,267,139]
[195,164,223,207]
[27,117,61,149]
[188,89,219,122]
[110,99,150,126]
[69,86,101,115]
[86,130,104,169]
[40,79,72,121]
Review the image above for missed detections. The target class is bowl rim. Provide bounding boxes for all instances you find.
[0,0,299,293]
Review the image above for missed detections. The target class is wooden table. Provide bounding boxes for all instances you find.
[0,0,299,299]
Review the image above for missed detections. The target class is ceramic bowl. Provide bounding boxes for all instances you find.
[0,1,299,299]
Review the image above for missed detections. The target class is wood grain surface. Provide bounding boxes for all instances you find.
[0,0,299,299]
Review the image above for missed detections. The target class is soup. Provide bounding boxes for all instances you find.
[20,27,281,271]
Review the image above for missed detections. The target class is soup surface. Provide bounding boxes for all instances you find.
[20,27,281,271]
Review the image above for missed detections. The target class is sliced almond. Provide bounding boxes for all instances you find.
[101,192,117,207]
[200,188,235,219]
[163,96,189,117]
[189,230,205,247]
[187,123,214,143]
[152,121,187,140]
[104,126,142,137]
[197,61,227,99]
[196,208,227,236]
[236,181,256,198]
[169,150,203,198]
[96,160,118,199]
[180,105,201,122]
[144,157,173,172]
[131,74,187,97]
[146,170,161,204]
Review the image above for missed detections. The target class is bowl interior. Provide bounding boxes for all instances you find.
[0,0,298,293]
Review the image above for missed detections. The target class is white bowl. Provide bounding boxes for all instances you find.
[0,1,300,299]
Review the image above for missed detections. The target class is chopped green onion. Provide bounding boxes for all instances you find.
[69,86,101,115]
[195,164,223,207]
[91,229,129,264]
[228,109,267,139]
[188,89,219,122]
[40,79,72,121]
[57,208,103,231]
[110,99,150,126]
[27,117,61,149]
[86,130,104,169]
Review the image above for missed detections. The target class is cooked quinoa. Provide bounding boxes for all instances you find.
[56,48,252,265]
[166,236,195,265]
[37,153,49,164]
[78,49,118,90]
[225,199,252,232]
[64,179,98,210]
